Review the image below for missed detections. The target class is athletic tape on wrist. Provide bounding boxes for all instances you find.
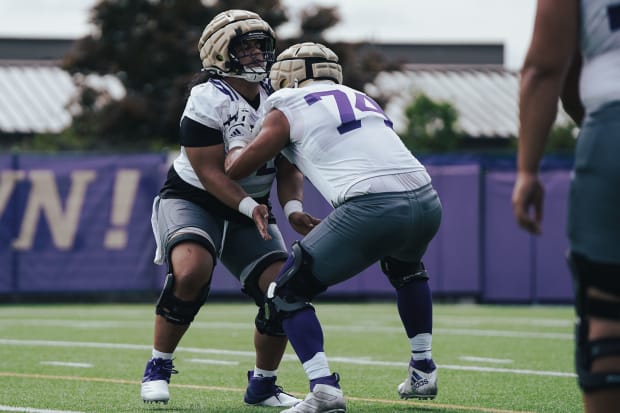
[283,199,303,220]
[238,196,259,219]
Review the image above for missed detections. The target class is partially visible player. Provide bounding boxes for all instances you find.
[226,42,442,413]
[512,1,620,412]
[141,10,318,407]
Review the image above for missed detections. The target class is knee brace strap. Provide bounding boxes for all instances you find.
[241,250,289,307]
[577,335,620,392]
[156,273,210,325]
[569,252,620,392]
[260,243,322,330]
[275,242,327,300]
[381,257,429,289]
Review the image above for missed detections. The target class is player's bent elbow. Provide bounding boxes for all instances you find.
[224,148,242,175]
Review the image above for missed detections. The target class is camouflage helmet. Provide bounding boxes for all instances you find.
[198,9,276,82]
[269,42,343,90]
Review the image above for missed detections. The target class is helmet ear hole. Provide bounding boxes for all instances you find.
[269,42,343,90]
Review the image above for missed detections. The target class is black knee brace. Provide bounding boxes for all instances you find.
[381,257,429,289]
[156,273,210,325]
[261,243,325,332]
[569,252,620,392]
[275,242,327,302]
[241,251,289,337]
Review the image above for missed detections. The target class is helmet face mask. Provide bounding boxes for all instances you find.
[198,10,276,82]
[228,31,275,81]
[269,42,343,91]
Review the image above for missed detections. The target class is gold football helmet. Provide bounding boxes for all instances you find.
[198,9,276,82]
[269,42,343,90]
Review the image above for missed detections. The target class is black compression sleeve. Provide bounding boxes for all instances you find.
[179,116,223,147]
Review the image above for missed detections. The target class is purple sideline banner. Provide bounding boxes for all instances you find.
[0,154,574,303]
[1,153,167,294]
[0,154,15,293]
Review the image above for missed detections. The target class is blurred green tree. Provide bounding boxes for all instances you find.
[400,94,463,153]
[53,0,392,151]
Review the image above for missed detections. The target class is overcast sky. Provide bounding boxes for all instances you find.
[0,0,537,70]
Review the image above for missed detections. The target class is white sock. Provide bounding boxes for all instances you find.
[253,367,277,378]
[302,352,331,380]
[152,349,173,360]
[410,333,432,360]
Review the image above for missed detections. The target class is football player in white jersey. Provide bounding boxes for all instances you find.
[513,1,620,411]
[226,42,442,413]
[141,10,318,407]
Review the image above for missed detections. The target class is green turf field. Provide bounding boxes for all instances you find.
[0,302,582,413]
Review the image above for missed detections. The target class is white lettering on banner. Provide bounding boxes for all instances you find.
[0,171,26,214]
[104,169,140,249]
[12,170,96,250]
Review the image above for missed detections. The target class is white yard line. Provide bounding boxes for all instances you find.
[0,319,572,339]
[0,338,576,378]
[187,358,239,366]
[0,406,87,413]
[40,361,92,368]
[459,356,513,364]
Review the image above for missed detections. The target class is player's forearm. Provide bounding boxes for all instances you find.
[517,66,562,173]
[199,168,252,210]
[276,162,303,207]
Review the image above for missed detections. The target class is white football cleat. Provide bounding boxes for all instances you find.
[280,384,346,413]
[397,364,437,400]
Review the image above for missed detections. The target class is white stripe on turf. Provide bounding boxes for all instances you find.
[0,405,86,413]
[40,361,93,368]
[459,356,513,364]
[0,338,577,378]
[186,358,239,365]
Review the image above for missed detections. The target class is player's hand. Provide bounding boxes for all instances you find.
[288,212,321,235]
[512,171,544,235]
[252,204,272,240]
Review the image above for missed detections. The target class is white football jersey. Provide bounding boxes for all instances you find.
[579,0,620,113]
[263,81,428,206]
[173,78,276,198]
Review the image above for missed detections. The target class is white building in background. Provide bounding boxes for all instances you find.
[0,38,123,135]
[0,38,568,142]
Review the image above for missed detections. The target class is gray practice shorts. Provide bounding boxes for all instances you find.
[152,197,288,285]
[568,101,620,265]
[300,184,442,286]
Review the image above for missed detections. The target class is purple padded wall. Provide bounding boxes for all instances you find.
[534,170,573,302]
[425,164,481,296]
[483,170,573,303]
[484,171,534,301]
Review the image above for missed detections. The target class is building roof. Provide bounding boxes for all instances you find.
[0,38,567,138]
[0,38,125,135]
[366,64,572,139]
[0,61,124,134]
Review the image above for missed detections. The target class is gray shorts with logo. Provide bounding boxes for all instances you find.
[152,197,288,286]
[568,101,620,265]
[300,184,442,286]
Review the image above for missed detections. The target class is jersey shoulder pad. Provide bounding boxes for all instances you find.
[183,80,238,128]
[264,88,299,111]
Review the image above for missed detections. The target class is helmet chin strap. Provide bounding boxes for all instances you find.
[227,70,268,82]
